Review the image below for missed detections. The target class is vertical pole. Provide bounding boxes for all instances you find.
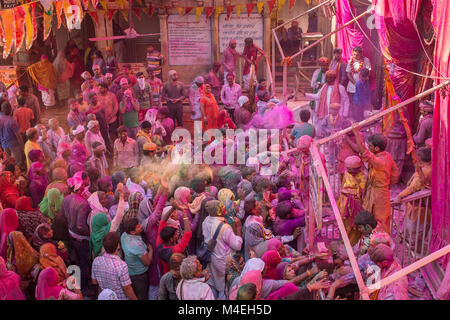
[282,62,288,102]
[272,36,276,95]
[159,13,169,83]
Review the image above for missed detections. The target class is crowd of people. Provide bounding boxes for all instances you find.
[0,35,436,301]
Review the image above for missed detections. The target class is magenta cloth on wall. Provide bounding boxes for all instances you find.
[430,0,450,261]
[372,0,422,127]
[334,0,365,62]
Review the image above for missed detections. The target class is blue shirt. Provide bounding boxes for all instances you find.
[0,114,20,149]
[291,123,314,142]
[120,232,148,276]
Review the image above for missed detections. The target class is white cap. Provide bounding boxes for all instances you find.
[238,96,249,107]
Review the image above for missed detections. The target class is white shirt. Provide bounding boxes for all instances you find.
[346,57,371,93]
[176,278,215,300]
[202,216,243,261]
[305,83,350,118]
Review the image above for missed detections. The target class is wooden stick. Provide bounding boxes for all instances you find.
[290,10,371,61]
[317,80,450,145]
[272,29,285,60]
[367,244,450,293]
[310,144,371,300]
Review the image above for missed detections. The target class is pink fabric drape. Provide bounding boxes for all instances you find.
[430,0,450,259]
[373,0,423,127]
[335,0,365,62]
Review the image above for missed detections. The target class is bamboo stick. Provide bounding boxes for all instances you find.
[367,244,450,293]
[290,9,372,61]
[310,144,370,300]
[317,80,450,145]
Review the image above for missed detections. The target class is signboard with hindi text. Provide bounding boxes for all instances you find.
[219,13,264,53]
[167,14,212,66]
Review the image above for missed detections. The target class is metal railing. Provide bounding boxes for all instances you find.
[391,189,433,267]
[305,81,450,299]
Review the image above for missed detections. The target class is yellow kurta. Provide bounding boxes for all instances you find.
[398,163,432,224]
[337,171,367,246]
[24,140,42,171]
[362,150,399,234]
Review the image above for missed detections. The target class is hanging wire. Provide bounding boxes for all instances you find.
[345,0,450,81]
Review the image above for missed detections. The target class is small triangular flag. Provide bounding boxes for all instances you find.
[289,0,296,12]
[236,4,243,17]
[226,5,235,19]
[176,7,183,16]
[185,7,193,15]
[246,3,255,17]
[215,6,224,18]
[132,8,141,20]
[195,7,204,21]
[99,0,107,9]
[205,7,214,20]
[256,1,264,14]
[88,11,99,24]
[268,0,276,14]
[121,10,128,22]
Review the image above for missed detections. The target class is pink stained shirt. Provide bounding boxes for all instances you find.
[222,47,238,74]
[220,83,242,110]
[98,91,119,124]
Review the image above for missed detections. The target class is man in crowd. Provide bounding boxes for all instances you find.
[146,44,164,79]
[222,39,239,80]
[162,70,186,127]
[133,72,152,122]
[221,73,242,123]
[413,100,433,147]
[113,125,138,173]
[19,85,40,126]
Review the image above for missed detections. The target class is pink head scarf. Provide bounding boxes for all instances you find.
[266,238,282,252]
[35,267,63,300]
[174,187,191,207]
[261,250,282,280]
[67,175,83,192]
[239,270,263,300]
[0,209,19,259]
[266,282,298,300]
[0,256,25,300]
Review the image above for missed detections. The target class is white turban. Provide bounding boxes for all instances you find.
[87,120,99,130]
[238,96,249,107]
[73,125,85,135]
[168,70,177,78]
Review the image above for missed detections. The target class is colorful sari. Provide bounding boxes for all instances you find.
[39,243,68,283]
[124,192,144,221]
[28,162,49,208]
[0,209,18,259]
[261,250,282,280]
[200,92,219,131]
[35,267,63,300]
[0,256,25,300]
[89,213,111,258]
[6,231,38,280]
[0,172,20,209]
[39,188,64,221]
[15,197,49,240]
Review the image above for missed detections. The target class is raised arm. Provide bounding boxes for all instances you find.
[110,183,125,232]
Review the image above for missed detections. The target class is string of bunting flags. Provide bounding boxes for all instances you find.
[0,0,302,59]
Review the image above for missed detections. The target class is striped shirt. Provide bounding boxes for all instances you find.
[92,253,132,300]
[146,51,163,76]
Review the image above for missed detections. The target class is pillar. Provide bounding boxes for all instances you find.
[159,13,169,82]
[212,10,220,63]
[263,9,272,82]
